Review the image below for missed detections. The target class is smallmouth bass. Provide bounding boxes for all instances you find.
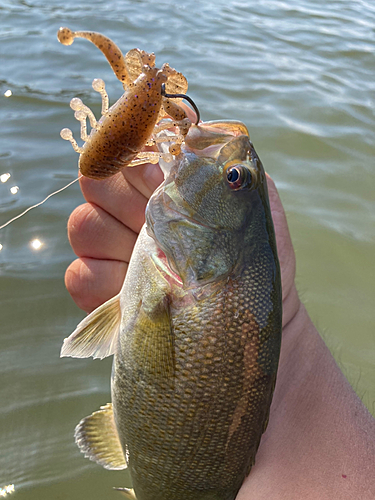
[61,124,282,500]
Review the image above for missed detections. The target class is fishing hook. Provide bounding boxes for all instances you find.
[161,83,200,125]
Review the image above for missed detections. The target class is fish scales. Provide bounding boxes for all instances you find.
[62,129,282,500]
[114,256,279,499]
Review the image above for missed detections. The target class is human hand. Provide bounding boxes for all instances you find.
[65,165,301,329]
[65,162,164,312]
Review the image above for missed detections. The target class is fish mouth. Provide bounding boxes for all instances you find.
[146,182,211,238]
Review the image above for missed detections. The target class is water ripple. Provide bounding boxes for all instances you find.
[1,0,374,497]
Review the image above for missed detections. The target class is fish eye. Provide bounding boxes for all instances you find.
[226,165,252,191]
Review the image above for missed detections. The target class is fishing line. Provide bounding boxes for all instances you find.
[1,89,199,231]
[0,174,83,230]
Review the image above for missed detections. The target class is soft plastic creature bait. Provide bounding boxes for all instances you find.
[57,27,197,179]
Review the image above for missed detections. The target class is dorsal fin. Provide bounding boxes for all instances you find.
[61,294,121,359]
[75,403,127,470]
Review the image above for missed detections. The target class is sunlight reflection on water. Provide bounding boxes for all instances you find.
[0,484,15,498]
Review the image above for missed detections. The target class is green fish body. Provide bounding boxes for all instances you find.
[62,124,282,500]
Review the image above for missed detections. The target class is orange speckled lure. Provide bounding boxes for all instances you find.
[57,27,194,179]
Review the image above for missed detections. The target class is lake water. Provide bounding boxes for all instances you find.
[0,0,374,498]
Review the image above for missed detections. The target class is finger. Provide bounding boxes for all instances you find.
[65,257,127,313]
[68,203,137,262]
[122,162,164,200]
[266,174,296,301]
[79,170,149,235]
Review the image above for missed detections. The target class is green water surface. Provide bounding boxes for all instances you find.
[0,0,374,498]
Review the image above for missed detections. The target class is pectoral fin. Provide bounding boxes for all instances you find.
[61,294,121,359]
[75,403,127,470]
[114,488,137,499]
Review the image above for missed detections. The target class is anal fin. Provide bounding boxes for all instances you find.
[75,403,127,470]
[61,293,121,359]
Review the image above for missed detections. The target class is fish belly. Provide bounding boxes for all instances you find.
[112,249,280,500]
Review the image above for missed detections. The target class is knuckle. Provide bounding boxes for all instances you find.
[67,203,101,251]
